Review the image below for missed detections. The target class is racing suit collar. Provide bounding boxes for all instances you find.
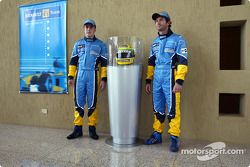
[84,36,97,42]
[158,29,173,40]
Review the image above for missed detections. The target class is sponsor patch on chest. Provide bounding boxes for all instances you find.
[90,45,101,56]
[90,50,99,56]
[152,42,159,48]
[78,44,85,49]
[164,48,175,53]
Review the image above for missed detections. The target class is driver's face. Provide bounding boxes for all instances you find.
[84,24,96,38]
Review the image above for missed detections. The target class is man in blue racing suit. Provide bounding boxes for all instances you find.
[67,19,108,140]
[145,12,188,152]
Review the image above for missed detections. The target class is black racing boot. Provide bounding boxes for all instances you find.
[89,126,99,140]
[170,135,179,152]
[67,125,83,140]
[144,131,162,145]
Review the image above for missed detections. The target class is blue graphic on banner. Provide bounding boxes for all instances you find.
[19,0,67,94]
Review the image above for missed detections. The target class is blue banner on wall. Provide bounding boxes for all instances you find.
[19,0,67,94]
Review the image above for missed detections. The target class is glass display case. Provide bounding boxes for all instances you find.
[107,36,143,145]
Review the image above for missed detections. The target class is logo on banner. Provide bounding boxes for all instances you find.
[24,6,61,21]
[42,9,50,18]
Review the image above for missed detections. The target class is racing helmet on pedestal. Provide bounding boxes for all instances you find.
[116,45,135,65]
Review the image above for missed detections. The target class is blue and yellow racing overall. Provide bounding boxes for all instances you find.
[68,36,107,127]
[146,29,188,137]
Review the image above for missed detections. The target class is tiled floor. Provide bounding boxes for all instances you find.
[0,124,249,167]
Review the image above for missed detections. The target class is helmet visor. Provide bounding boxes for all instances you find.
[116,50,135,58]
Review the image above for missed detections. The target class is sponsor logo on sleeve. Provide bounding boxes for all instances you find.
[181,48,187,54]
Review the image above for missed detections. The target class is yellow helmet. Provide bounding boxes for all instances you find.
[116,45,135,65]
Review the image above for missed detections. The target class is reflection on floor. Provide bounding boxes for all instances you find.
[0,124,249,167]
